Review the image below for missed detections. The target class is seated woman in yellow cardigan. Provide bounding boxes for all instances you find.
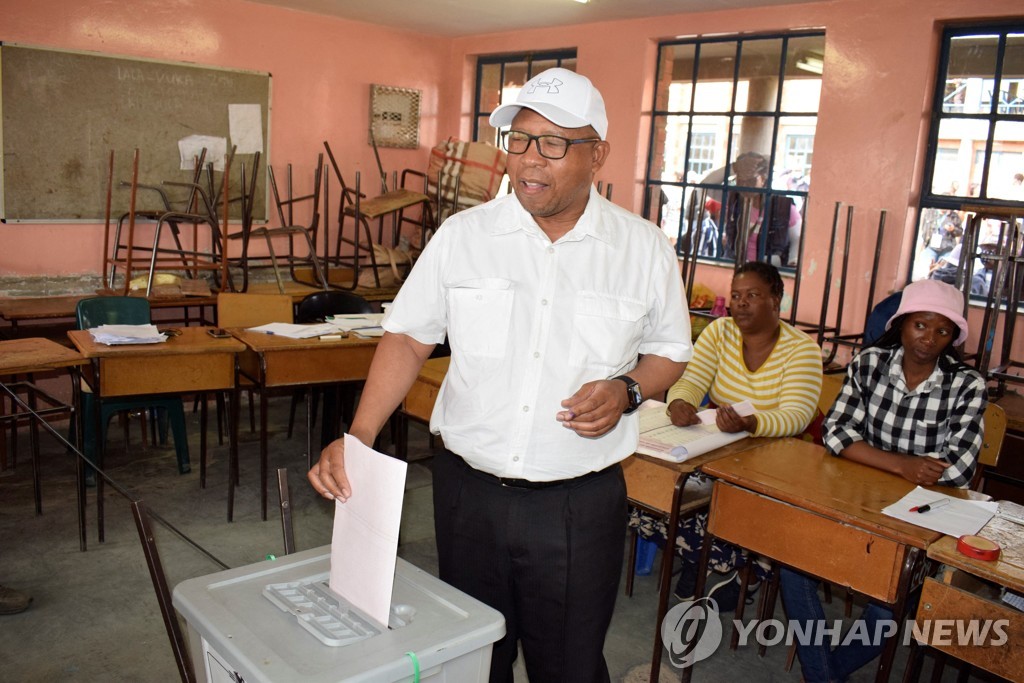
[629,261,823,608]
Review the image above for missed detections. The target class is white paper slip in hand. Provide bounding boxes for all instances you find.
[329,434,408,629]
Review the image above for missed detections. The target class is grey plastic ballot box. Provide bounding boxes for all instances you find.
[172,546,505,683]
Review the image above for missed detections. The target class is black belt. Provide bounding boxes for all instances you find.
[449,450,616,490]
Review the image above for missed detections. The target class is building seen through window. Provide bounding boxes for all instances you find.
[912,25,1024,298]
[643,32,824,271]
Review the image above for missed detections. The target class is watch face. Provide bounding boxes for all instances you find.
[627,383,643,408]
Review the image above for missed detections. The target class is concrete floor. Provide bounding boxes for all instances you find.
[0,395,995,682]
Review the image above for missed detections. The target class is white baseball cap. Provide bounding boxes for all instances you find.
[489,68,608,140]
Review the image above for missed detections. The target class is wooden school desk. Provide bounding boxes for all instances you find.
[623,437,770,683]
[395,355,450,459]
[905,531,1024,680]
[0,293,218,338]
[0,338,87,548]
[68,327,244,539]
[692,438,956,683]
[229,328,378,520]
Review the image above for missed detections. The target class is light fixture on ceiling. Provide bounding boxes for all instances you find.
[795,53,824,75]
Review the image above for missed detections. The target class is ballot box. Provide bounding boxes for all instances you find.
[173,546,505,683]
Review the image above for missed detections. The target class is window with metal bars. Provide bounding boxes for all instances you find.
[910,24,1024,291]
[642,31,824,271]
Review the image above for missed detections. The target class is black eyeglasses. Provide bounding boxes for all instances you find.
[500,130,600,160]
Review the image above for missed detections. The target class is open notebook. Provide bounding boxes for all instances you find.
[636,400,751,462]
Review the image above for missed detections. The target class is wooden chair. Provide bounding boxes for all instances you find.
[971,402,1008,492]
[287,291,374,448]
[105,148,230,296]
[902,401,1009,682]
[216,292,294,513]
[324,140,430,290]
[215,292,293,442]
[216,292,294,329]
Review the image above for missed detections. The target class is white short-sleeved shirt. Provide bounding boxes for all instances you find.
[384,187,692,480]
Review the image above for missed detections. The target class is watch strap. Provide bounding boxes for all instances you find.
[611,375,642,413]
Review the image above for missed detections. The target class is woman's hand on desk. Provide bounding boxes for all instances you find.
[840,442,949,486]
[896,454,949,486]
[716,404,756,434]
[667,399,700,427]
[308,438,352,502]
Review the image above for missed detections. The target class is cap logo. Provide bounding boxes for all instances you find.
[527,77,563,95]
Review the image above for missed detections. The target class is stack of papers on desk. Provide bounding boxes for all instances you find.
[882,486,998,537]
[327,313,386,337]
[635,400,752,462]
[88,324,167,345]
[246,322,338,339]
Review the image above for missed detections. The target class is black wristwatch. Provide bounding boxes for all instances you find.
[611,375,643,414]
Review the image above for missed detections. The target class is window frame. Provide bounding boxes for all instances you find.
[642,30,824,271]
[911,22,1024,295]
[472,49,578,145]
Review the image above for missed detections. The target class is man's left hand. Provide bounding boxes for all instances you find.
[557,379,629,437]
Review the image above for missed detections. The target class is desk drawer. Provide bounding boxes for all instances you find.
[263,346,375,386]
[403,379,440,424]
[708,483,904,602]
[100,353,234,396]
[916,577,1023,678]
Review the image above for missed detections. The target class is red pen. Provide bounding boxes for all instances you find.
[909,498,950,514]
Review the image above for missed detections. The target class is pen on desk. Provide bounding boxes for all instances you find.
[909,498,950,514]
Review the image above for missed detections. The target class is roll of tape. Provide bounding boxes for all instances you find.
[957,534,1001,561]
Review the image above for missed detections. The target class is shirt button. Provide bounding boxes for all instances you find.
[541,299,548,306]
[522,405,530,412]
[533,352,540,358]
[547,247,555,254]
[513,456,520,462]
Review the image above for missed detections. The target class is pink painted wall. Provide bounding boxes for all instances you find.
[2,0,1021,355]
[0,0,451,277]
[449,0,1022,355]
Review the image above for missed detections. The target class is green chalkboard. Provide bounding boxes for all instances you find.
[0,43,270,221]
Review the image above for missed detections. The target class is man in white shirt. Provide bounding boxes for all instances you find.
[309,68,692,683]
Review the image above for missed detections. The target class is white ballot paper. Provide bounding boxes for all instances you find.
[636,399,753,462]
[882,485,998,538]
[329,434,407,628]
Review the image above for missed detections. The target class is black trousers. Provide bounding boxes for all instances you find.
[432,449,626,683]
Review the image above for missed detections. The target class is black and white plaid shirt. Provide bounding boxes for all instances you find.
[824,346,987,487]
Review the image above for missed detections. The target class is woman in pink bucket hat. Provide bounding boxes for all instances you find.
[780,278,987,683]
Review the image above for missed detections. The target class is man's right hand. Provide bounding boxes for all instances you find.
[308,437,352,502]
[667,399,700,427]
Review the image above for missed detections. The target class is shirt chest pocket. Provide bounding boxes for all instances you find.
[447,279,514,359]
[569,292,646,371]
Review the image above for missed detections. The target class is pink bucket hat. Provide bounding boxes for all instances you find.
[885,279,969,345]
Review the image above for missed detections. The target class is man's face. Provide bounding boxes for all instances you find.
[505,109,609,235]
